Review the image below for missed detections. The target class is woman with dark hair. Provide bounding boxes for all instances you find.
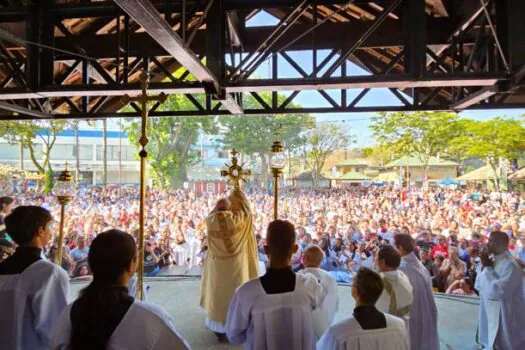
[50,229,190,350]
[70,261,93,281]
[319,235,339,271]
[446,277,478,296]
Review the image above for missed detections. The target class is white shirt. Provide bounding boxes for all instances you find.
[51,299,190,350]
[299,267,339,327]
[0,259,69,350]
[317,313,408,350]
[226,273,324,350]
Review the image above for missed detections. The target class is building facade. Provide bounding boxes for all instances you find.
[0,127,233,188]
[0,128,139,185]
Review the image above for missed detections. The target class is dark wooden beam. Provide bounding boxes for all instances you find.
[48,0,376,18]
[52,18,461,60]
[496,0,525,72]
[0,73,503,101]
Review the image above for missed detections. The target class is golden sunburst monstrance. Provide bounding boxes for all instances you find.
[220,149,251,189]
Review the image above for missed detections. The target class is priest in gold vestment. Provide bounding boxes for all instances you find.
[200,187,259,340]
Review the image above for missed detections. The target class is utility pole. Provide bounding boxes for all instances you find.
[103,118,108,191]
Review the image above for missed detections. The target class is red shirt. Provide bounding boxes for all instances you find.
[431,244,449,259]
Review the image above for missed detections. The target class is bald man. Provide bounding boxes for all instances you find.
[476,231,525,349]
[215,198,231,212]
[299,245,339,331]
[201,189,259,342]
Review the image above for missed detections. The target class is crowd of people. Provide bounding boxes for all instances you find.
[1,184,525,350]
[1,186,525,289]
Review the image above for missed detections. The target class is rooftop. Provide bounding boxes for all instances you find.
[335,171,371,181]
[335,159,369,167]
[385,155,458,168]
[457,165,497,181]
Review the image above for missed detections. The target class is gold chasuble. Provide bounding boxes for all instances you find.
[200,188,259,324]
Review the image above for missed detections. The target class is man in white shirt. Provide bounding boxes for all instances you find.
[0,206,69,350]
[299,245,339,331]
[226,220,324,350]
[476,231,525,349]
[317,267,408,350]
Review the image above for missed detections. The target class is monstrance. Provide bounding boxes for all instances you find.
[220,149,251,189]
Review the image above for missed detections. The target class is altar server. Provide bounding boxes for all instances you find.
[375,245,413,322]
[476,231,525,349]
[299,245,339,329]
[317,267,408,350]
[51,230,190,350]
[226,220,324,350]
[0,206,69,350]
[394,234,439,350]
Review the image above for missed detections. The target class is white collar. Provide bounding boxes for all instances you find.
[303,267,322,272]
[381,270,400,280]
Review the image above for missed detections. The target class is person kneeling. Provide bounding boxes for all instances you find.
[51,230,190,350]
[226,220,324,350]
[317,267,408,350]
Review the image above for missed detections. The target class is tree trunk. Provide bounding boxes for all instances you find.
[27,142,45,174]
[302,144,308,171]
[488,160,500,191]
[153,167,167,189]
[102,119,108,191]
[17,141,24,170]
[177,131,195,186]
[424,164,429,189]
[44,162,54,194]
[312,167,319,188]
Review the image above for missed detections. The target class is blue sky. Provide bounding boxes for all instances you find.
[245,11,525,147]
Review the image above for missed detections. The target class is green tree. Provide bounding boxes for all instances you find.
[0,120,70,192]
[362,145,399,166]
[448,117,525,190]
[219,92,313,186]
[305,123,352,187]
[370,111,462,186]
[122,95,218,189]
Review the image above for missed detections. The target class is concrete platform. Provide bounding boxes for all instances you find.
[70,279,480,350]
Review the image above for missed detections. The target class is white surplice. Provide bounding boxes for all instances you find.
[399,252,439,350]
[299,267,339,327]
[316,313,408,350]
[225,273,324,350]
[0,260,69,350]
[188,237,202,268]
[173,242,191,266]
[475,251,525,350]
[51,299,191,350]
[376,270,413,318]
